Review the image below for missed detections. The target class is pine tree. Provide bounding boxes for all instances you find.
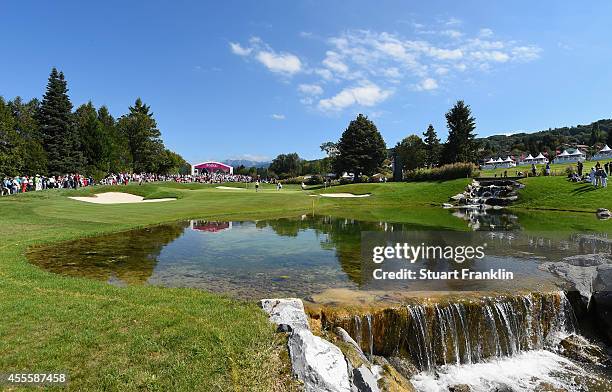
[442,100,478,163]
[0,97,24,176]
[38,68,83,174]
[333,114,387,181]
[98,106,131,172]
[9,97,47,175]
[117,98,164,172]
[422,124,441,167]
[75,102,108,171]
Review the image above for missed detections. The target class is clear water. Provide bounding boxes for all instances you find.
[28,215,610,301]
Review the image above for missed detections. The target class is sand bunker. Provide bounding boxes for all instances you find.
[311,193,371,198]
[215,186,245,190]
[69,192,175,204]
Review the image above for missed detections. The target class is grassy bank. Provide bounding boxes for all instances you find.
[0,178,608,390]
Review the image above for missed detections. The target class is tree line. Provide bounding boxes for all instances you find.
[479,119,612,159]
[0,68,187,178]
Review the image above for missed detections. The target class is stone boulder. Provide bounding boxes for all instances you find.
[352,365,380,392]
[558,334,608,364]
[260,298,310,331]
[539,253,611,301]
[289,328,351,392]
[448,385,471,392]
[596,208,611,219]
[591,291,612,343]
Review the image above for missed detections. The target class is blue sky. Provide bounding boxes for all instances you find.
[2,1,612,163]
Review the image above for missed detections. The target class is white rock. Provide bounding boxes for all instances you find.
[351,365,380,392]
[289,328,351,392]
[260,298,310,330]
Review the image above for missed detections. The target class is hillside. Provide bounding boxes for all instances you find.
[478,118,612,157]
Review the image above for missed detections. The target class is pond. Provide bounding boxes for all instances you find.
[28,213,610,304]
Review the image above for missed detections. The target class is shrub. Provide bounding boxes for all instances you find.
[281,176,305,184]
[339,177,353,185]
[405,162,479,182]
[304,174,323,185]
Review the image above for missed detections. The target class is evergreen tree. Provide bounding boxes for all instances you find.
[422,124,441,167]
[9,97,47,175]
[442,100,478,163]
[395,135,426,171]
[333,114,387,181]
[0,97,23,176]
[38,68,83,174]
[117,98,164,173]
[98,106,131,172]
[75,102,109,172]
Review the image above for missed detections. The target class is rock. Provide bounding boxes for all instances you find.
[289,328,351,392]
[596,208,611,219]
[277,324,293,333]
[534,382,568,392]
[591,291,612,343]
[336,327,363,355]
[386,356,419,380]
[539,253,611,301]
[450,193,465,202]
[372,356,417,392]
[260,298,310,330]
[352,365,380,392]
[558,334,608,364]
[448,385,471,392]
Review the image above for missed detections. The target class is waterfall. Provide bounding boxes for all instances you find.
[325,291,577,372]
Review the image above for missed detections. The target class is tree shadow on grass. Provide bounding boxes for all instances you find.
[571,184,597,195]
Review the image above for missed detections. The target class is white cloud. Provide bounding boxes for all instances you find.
[322,51,349,73]
[471,50,510,63]
[230,42,252,56]
[230,38,302,75]
[314,68,334,80]
[445,17,462,26]
[270,114,286,120]
[318,81,392,111]
[415,78,438,91]
[256,51,302,74]
[231,28,541,111]
[298,83,323,95]
[441,29,463,39]
[511,46,542,61]
[479,28,494,38]
[435,66,449,75]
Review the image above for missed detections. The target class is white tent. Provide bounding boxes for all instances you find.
[485,158,495,164]
[557,150,570,157]
[504,156,514,162]
[495,157,504,163]
[591,145,612,161]
[555,148,585,163]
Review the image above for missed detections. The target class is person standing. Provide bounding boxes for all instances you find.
[255,180,259,192]
[577,161,583,177]
[531,163,537,177]
[545,163,551,176]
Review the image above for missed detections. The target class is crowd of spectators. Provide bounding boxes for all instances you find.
[1,171,270,196]
[1,174,95,195]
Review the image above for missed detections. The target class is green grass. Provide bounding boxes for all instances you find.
[0,178,609,391]
[514,176,612,212]
[479,160,603,177]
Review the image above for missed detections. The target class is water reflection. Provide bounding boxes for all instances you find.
[27,215,611,301]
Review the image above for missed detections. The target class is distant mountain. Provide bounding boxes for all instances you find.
[222,159,271,168]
